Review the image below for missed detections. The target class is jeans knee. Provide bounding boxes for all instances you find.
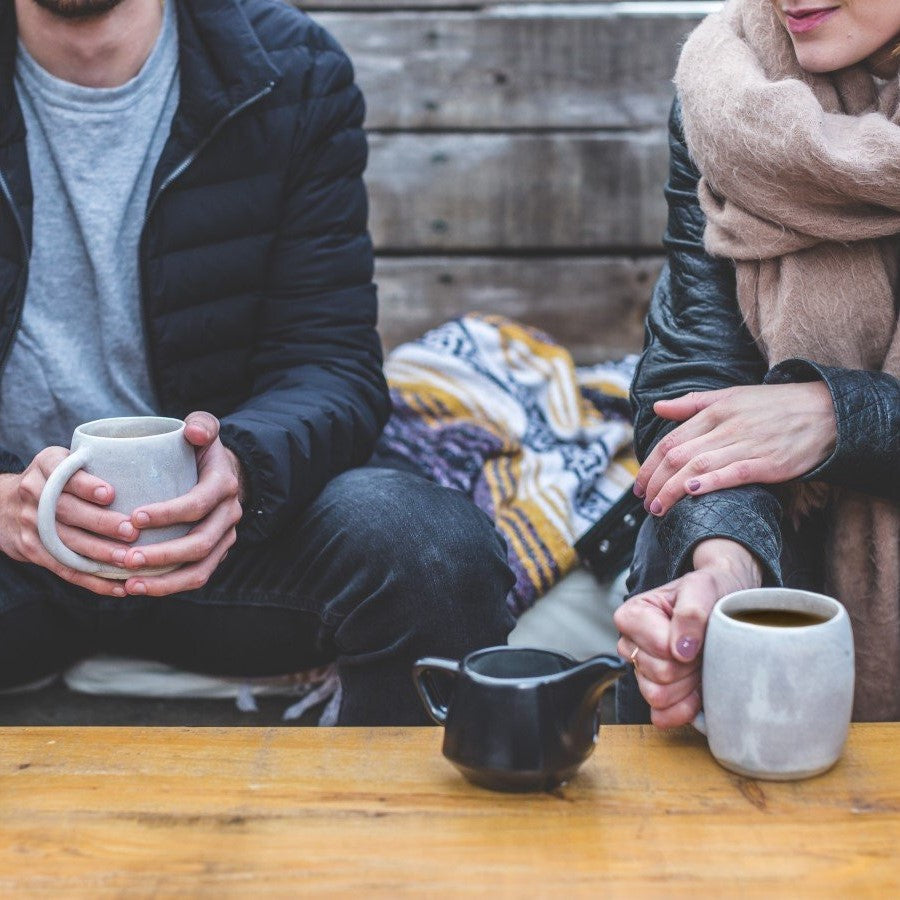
[321,469,515,652]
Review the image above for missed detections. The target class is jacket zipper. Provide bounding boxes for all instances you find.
[139,80,277,406]
[0,169,31,383]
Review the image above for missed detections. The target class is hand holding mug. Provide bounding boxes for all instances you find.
[0,446,141,598]
[116,411,244,597]
[614,538,763,728]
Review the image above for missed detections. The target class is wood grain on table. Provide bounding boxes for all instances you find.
[2,725,898,896]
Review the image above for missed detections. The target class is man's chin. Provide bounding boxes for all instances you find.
[31,0,127,20]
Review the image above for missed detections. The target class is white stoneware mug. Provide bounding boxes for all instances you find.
[37,416,198,580]
[694,587,854,781]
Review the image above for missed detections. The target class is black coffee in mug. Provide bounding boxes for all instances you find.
[729,608,832,628]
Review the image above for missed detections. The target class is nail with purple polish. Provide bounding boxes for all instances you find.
[676,636,699,661]
[650,499,662,515]
[688,479,701,492]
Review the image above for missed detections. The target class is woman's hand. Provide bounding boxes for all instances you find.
[117,411,245,597]
[613,538,762,728]
[633,383,837,516]
[0,448,139,597]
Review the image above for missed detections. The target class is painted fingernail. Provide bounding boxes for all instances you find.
[94,487,109,502]
[676,636,699,661]
[134,512,150,527]
[130,581,147,595]
[650,499,662,515]
[112,549,126,565]
[633,483,645,498]
[688,479,701,492]
[113,586,126,597]
[131,552,146,567]
[118,522,135,538]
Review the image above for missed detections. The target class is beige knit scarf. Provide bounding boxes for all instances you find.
[675,0,900,720]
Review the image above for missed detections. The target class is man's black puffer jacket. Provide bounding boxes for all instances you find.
[0,0,391,543]
[632,100,900,585]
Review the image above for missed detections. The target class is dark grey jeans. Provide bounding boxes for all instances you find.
[616,514,826,724]
[0,468,516,725]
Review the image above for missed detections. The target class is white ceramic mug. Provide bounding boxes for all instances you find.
[37,416,198,580]
[694,587,854,781]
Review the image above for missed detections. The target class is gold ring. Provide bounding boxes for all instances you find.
[630,646,640,666]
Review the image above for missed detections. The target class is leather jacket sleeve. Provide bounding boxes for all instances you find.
[765,359,900,502]
[631,100,784,584]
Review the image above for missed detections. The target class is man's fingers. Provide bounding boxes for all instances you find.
[29,447,114,505]
[55,493,137,541]
[119,502,240,569]
[670,570,721,663]
[124,530,235,597]
[63,471,116,505]
[24,540,127,598]
[55,523,134,568]
[130,478,224,529]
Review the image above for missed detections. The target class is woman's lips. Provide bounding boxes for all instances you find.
[784,7,840,35]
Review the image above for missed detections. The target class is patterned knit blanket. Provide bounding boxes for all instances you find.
[377,315,638,614]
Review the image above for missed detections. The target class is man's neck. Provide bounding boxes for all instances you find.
[14,0,164,88]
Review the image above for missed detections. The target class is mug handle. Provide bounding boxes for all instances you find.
[412,657,460,725]
[37,447,102,575]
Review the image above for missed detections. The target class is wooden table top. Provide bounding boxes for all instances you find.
[1,724,898,896]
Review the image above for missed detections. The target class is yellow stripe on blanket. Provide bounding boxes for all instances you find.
[379,314,639,613]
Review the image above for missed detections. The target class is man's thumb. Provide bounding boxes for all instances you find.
[183,411,220,447]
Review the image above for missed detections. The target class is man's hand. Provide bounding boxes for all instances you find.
[118,411,244,596]
[613,538,762,728]
[0,447,140,597]
[633,383,837,516]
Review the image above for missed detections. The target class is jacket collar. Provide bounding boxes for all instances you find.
[171,0,282,149]
[0,0,283,151]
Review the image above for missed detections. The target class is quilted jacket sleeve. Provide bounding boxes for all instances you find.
[220,44,390,544]
[632,100,784,584]
[765,359,900,502]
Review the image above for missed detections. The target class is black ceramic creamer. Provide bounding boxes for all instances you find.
[413,646,626,792]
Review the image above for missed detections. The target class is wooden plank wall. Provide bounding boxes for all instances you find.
[294,0,719,362]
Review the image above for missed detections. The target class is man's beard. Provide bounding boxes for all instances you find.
[31,0,128,19]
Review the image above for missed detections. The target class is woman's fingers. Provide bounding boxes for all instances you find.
[617,637,698,686]
[650,689,703,730]
[642,435,742,514]
[682,458,775,498]
[653,388,734,421]
[634,412,721,499]
[613,585,680,659]
[636,667,700,712]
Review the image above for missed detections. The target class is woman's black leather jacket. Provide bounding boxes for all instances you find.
[631,100,900,585]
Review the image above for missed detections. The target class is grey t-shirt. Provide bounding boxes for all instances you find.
[0,1,179,462]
